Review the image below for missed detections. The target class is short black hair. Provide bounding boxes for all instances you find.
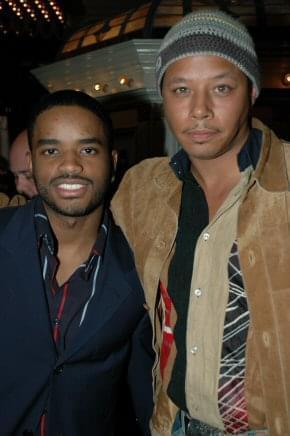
[27,89,114,151]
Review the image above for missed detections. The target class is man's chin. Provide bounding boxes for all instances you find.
[43,199,103,218]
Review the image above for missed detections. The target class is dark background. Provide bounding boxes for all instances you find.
[0,0,149,141]
[2,0,290,141]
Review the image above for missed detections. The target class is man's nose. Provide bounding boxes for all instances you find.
[58,151,83,175]
[189,91,213,120]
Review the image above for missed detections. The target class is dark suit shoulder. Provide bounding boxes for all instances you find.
[0,206,19,231]
[0,198,36,242]
[109,218,131,248]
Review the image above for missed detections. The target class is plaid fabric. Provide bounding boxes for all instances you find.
[218,241,250,433]
[159,281,174,379]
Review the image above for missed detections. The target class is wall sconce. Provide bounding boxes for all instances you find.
[282,73,290,86]
[119,75,134,87]
[94,83,109,93]
[94,83,102,91]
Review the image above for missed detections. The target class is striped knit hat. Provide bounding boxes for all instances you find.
[156,9,260,97]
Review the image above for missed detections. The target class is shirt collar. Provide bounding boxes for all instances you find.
[34,196,55,255]
[34,197,109,280]
[170,127,263,180]
[80,211,109,280]
[237,128,262,171]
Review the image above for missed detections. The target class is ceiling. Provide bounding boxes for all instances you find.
[0,0,149,137]
[2,0,290,139]
[63,0,149,25]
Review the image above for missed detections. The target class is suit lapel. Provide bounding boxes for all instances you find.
[57,280,131,365]
[57,223,133,364]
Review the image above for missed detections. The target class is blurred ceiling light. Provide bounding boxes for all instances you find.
[282,72,290,86]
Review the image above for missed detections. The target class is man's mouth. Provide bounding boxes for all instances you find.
[58,183,86,190]
[53,180,90,197]
[185,129,217,142]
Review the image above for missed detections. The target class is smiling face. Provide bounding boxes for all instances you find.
[30,105,116,219]
[162,55,254,165]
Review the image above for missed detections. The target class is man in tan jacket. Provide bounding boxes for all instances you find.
[112,8,290,436]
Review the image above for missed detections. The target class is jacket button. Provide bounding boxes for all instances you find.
[23,431,34,436]
[156,239,166,249]
[248,249,256,266]
[54,365,64,374]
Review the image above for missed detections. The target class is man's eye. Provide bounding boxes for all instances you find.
[81,147,97,155]
[174,86,189,95]
[215,84,233,94]
[43,148,58,155]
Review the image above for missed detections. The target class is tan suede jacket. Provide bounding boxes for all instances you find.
[111,119,290,436]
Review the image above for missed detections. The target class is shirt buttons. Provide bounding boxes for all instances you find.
[203,232,210,241]
[54,365,64,375]
[190,345,198,355]
[194,288,202,297]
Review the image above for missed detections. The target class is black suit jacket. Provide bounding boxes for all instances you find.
[0,199,153,435]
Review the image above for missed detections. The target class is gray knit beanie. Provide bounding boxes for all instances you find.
[156,9,260,97]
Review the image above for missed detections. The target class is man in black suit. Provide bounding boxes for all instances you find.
[0,90,153,436]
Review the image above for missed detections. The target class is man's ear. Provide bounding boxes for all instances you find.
[26,150,32,173]
[251,86,257,105]
[111,149,118,173]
